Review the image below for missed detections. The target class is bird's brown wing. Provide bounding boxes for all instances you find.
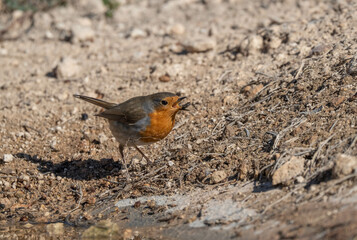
[96,96,147,124]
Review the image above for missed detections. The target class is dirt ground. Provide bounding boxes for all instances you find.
[0,0,357,239]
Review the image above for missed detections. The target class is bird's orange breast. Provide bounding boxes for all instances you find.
[139,110,175,143]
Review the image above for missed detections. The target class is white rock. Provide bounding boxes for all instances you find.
[168,23,185,35]
[55,57,81,79]
[182,38,216,53]
[130,28,147,39]
[98,133,108,143]
[45,31,54,39]
[3,154,14,163]
[19,174,30,182]
[0,48,8,55]
[71,24,95,42]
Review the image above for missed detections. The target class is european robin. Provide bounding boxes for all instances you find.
[74,92,190,172]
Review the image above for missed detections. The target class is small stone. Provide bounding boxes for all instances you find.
[19,174,30,182]
[3,154,14,163]
[332,154,357,178]
[133,201,141,208]
[296,176,305,183]
[46,223,64,235]
[71,25,95,43]
[168,161,174,167]
[241,35,263,53]
[23,223,33,228]
[81,113,89,121]
[159,73,171,82]
[45,31,54,39]
[242,84,264,97]
[272,156,305,185]
[169,23,185,35]
[210,170,227,184]
[98,133,108,143]
[2,180,11,190]
[147,200,156,208]
[310,44,332,56]
[347,55,357,76]
[309,185,317,192]
[0,48,8,55]
[54,57,81,79]
[181,38,216,53]
[123,229,133,239]
[130,28,147,39]
[269,36,281,49]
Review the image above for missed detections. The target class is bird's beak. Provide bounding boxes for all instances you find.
[174,96,191,111]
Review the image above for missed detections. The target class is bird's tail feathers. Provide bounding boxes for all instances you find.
[73,94,116,109]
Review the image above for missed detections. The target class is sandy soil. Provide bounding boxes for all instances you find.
[0,0,357,239]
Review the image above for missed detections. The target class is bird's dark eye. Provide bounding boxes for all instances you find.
[161,100,168,105]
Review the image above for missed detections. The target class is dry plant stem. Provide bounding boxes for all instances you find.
[345,134,357,154]
[309,133,336,169]
[137,165,167,182]
[294,59,307,80]
[273,117,307,149]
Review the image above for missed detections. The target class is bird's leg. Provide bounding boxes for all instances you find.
[133,143,152,164]
[119,144,131,181]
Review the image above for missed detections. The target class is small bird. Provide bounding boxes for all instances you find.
[74,92,190,174]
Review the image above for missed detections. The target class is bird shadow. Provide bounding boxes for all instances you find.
[15,153,123,181]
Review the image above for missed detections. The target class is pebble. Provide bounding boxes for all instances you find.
[0,48,8,55]
[98,133,108,143]
[159,73,171,82]
[296,176,305,183]
[272,156,305,185]
[45,31,54,39]
[332,154,357,178]
[71,24,95,43]
[3,154,14,163]
[242,84,264,97]
[2,180,11,190]
[130,28,147,39]
[168,23,185,35]
[19,174,30,182]
[55,57,81,79]
[241,35,263,53]
[181,38,216,53]
[310,44,332,56]
[168,161,174,167]
[210,170,227,184]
